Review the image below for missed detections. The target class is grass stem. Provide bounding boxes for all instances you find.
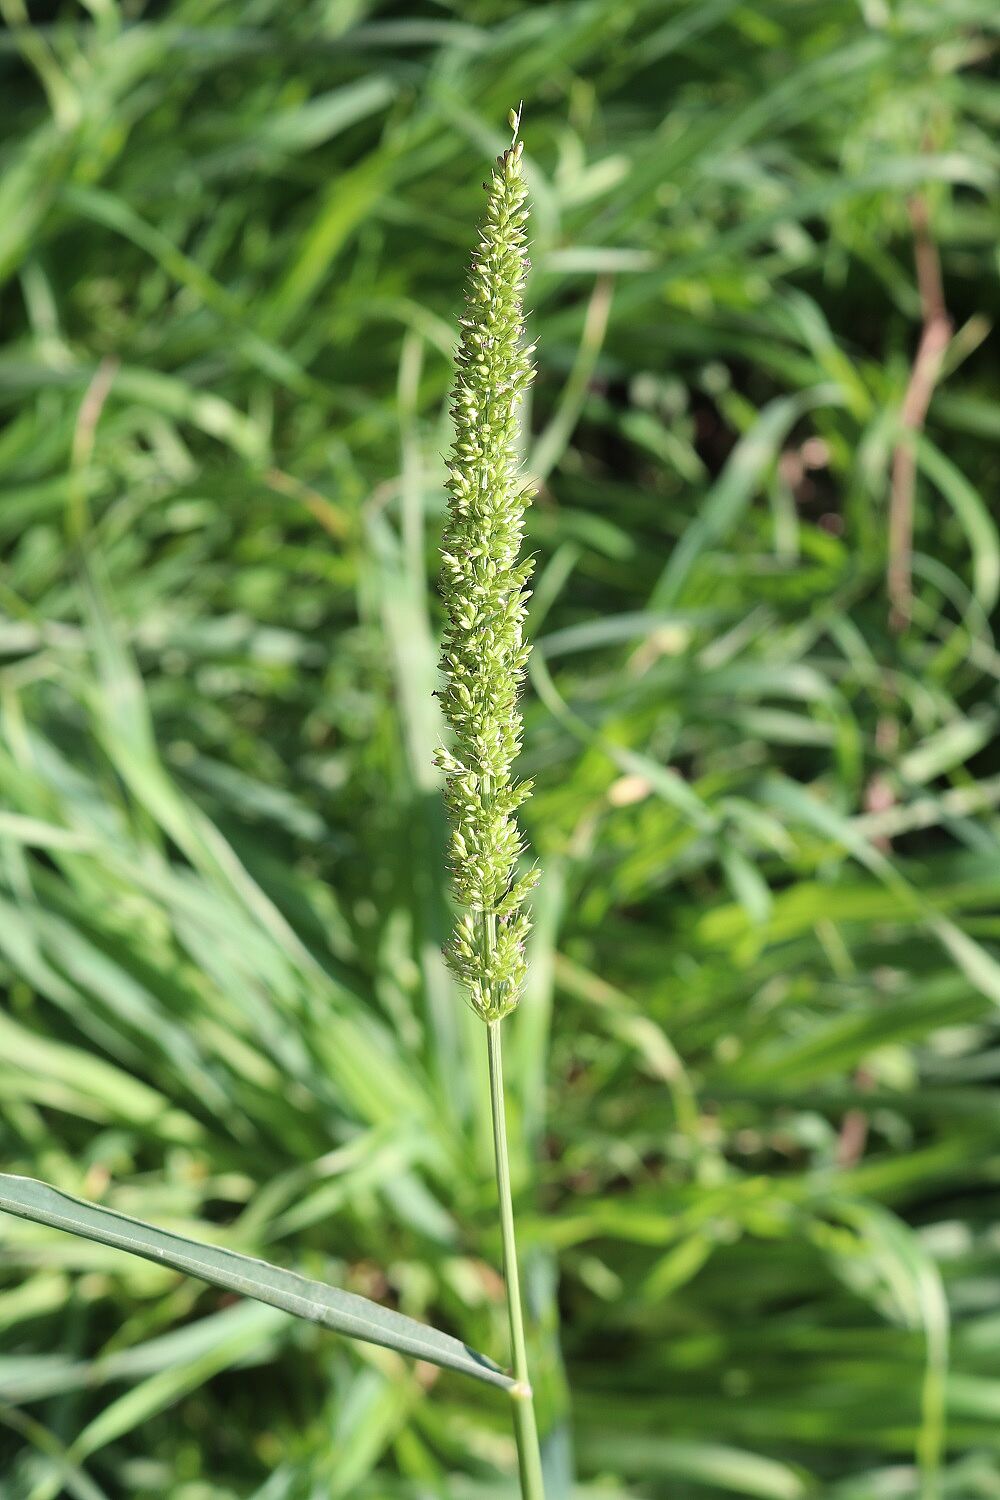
[486,1020,545,1500]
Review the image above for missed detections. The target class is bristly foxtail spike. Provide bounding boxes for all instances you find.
[436,112,536,1024]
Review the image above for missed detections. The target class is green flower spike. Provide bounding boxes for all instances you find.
[437,108,539,1023]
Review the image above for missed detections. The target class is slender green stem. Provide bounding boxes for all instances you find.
[486,1019,545,1500]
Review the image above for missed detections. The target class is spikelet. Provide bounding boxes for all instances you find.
[436,109,539,1022]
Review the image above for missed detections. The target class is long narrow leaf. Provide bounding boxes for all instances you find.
[0,1175,513,1392]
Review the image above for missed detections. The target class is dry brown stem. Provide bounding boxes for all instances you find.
[888,193,952,633]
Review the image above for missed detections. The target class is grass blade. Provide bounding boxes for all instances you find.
[0,1174,514,1392]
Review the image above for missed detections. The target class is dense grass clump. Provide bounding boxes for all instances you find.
[1,3,999,1498]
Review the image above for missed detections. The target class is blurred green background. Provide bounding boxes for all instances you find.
[1,2,999,1497]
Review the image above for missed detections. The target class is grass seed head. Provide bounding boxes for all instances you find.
[437,115,539,1022]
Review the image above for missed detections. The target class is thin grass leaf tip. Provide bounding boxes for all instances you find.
[436,109,539,1022]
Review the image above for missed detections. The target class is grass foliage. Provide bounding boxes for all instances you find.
[1,2,999,1497]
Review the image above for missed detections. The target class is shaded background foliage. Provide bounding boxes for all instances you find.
[1,1,999,1496]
